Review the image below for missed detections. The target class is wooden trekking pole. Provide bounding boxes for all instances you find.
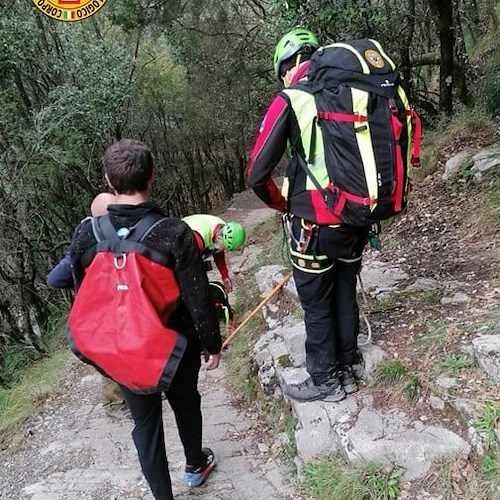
[222,272,292,349]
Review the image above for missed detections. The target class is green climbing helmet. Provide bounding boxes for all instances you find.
[221,222,246,251]
[273,28,319,81]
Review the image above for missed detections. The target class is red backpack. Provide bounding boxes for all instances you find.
[67,214,187,394]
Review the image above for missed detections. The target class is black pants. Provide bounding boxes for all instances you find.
[290,218,368,385]
[120,342,202,500]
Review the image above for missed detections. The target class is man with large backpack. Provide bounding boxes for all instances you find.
[67,139,221,499]
[245,28,419,403]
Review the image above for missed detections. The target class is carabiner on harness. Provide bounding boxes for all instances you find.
[282,213,314,254]
[297,221,313,253]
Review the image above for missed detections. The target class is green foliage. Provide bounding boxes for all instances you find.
[0,349,70,444]
[0,307,69,442]
[0,344,44,387]
[277,354,293,368]
[0,0,266,366]
[0,305,68,388]
[290,307,304,321]
[477,451,500,500]
[225,272,264,399]
[479,54,500,115]
[273,409,297,461]
[480,453,500,478]
[224,327,261,400]
[479,173,500,232]
[374,360,409,384]
[474,402,500,449]
[256,236,288,267]
[304,456,402,500]
[270,0,406,48]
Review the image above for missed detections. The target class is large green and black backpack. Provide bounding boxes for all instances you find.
[296,39,421,226]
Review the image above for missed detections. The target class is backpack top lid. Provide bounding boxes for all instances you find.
[307,39,400,97]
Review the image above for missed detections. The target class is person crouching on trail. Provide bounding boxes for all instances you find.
[182,214,246,292]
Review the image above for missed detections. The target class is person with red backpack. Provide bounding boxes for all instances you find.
[67,139,221,499]
[246,29,419,402]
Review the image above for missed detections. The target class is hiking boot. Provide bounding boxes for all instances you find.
[339,367,358,394]
[184,448,216,487]
[283,376,345,403]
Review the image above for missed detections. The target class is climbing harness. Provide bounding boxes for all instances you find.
[283,214,334,273]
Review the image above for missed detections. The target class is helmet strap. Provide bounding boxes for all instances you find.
[294,53,302,73]
[283,53,303,88]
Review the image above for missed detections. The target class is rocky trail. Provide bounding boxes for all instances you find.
[247,146,500,499]
[0,148,499,499]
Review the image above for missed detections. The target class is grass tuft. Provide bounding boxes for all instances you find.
[377,290,439,311]
[0,348,70,445]
[436,354,476,374]
[416,319,449,353]
[304,456,402,500]
[0,308,70,445]
[419,108,496,179]
[373,359,421,402]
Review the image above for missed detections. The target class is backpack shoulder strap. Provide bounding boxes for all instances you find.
[281,87,318,214]
[83,213,170,266]
[91,215,118,242]
[91,213,166,243]
[127,213,166,242]
[80,215,118,267]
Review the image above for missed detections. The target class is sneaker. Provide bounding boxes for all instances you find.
[184,448,216,487]
[283,376,345,402]
[339,367,358,394]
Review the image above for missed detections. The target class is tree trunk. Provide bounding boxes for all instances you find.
[453,0,470,105]
[431,0,454,114]
[399,0,416,100]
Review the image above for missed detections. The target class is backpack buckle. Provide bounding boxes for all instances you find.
[388,99,399,116]
[114,253,127,269]
[327,183,340,194]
